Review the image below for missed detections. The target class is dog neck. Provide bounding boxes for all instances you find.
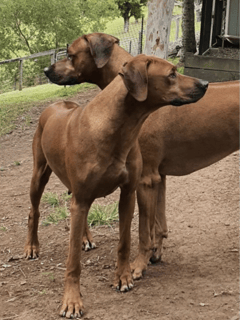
[96,45,132,90]
[82,76,150,162]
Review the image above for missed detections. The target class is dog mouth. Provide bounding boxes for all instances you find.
[44,67,79,86]
[170,80,208,106]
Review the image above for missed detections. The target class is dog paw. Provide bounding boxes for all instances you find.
[113,266,133,292]
[130,254,149,280]
[24,244,39,259]
[82,240,96,251]
[150,247,162,264]
[60,290,84,318]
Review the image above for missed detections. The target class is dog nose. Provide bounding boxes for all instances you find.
[198,79,209,90]
[44,67,49,75]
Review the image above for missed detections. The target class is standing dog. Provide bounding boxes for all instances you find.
[44,33,239,279]
[26,54,208,317]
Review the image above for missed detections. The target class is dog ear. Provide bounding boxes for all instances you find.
[119,55,150,102]
[84,33,119,68]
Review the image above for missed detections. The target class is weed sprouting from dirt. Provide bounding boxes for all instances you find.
[41,192,69,225]
[88,202,119,227]
[42,192,60,207]
[41,191,119,227]
[42,272,55,282]
[42,206,69,226]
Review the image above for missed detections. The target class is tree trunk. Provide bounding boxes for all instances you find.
[124,15,130,33]
[181,0,197,62]
[144,0,175,59]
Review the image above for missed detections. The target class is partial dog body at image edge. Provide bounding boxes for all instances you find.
[44,33,240,280]
[25,53,208,317]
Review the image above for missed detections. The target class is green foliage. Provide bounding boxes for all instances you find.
[88,202,119,226]
[42,206,69,226]
[0,0,118,59]
[42,192,60,207]
[168,57,184,74]
[42,191,70,226]
[41,191,119,227]
[116,0,147,20]
[0,0,118,93]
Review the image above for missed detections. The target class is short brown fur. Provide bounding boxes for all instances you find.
[27,51,207,317]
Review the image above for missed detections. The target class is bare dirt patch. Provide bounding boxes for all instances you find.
[0,88,238,320]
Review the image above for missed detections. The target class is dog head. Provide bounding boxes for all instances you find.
[44,33,119,86]
[119,54,208,107]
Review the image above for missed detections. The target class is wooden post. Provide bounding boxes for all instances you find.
[50,52,55,65]
[19,59,23,91]
[175,17,180,41]
[129,40,132,54]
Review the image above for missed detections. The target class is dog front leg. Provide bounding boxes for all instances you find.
[113,187,135,292]
[60,197,89,318]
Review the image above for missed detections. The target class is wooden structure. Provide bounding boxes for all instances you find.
[184,0,239,82]
[0,48,65,91]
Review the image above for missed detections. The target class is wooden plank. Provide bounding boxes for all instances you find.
[212,0,223,45]
[0,49,58,65]
[50,54,55,65]
[19,60,23,91]
[185,53,239,72]
[199,0,213,55]
[184,67,240,82]
[175,17,180,41]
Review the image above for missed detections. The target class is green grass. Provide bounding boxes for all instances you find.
[0,82,96,136]
[41,191,68,226]
[42,192,60,207]
[88,202,119,227]
[42,205,69,226]
[41,191,119,227]
[13,160,21,166]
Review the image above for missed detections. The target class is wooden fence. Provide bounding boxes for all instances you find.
[0,48,65,91]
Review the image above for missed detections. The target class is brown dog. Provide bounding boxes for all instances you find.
[26,53,208,317]
[44,33,239,280]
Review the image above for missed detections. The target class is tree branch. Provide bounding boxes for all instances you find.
[14,14,33,54]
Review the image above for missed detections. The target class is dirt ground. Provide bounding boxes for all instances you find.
[0,88,239,320]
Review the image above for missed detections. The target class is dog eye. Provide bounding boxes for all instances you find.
[67,55,72,61]
[169,73,176,79]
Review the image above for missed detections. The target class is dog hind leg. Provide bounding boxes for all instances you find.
[151,174,168,263]
[113,187,135,291]
[82,220,96,251]
[131,174,159,279]
[24,127,52,259]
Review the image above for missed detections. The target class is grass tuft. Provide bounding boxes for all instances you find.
[41,191,69,226]
[88,202,119,227]
[42,206,69,226]
[42,192,59,207]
